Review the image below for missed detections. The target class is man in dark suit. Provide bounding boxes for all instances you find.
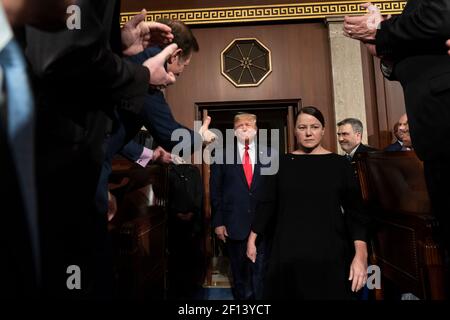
[1,0,77,298]
[95,21,216,216]
[385,122,403,152]
[385,113,412,151]
[210,113,275,300]
[344,0,450,285]
[337,118,377,161]
[25,1,177,298]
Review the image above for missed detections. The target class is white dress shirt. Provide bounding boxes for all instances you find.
[347,143,361,160]
[0,3,13,117]
[237,140,256,172]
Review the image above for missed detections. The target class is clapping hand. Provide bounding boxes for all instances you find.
[152,146,173,164]
[121,9,174,56]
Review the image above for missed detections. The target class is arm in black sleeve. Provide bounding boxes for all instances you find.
[376,0,450,58]
[25,0,150,112]
[252,172,278,236]
[342,161,371,243]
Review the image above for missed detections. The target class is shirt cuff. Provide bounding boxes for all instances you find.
[135,147,153,167]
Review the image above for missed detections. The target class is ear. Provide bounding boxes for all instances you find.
[167,48,183,64]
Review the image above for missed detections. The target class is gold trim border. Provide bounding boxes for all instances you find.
[121,1,405,26]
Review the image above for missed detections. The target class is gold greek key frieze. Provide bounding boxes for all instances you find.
[120,1,405,26]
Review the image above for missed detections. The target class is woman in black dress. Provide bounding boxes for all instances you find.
[247,106,369,299]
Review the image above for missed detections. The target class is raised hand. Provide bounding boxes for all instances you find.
[142,43,178,86]
[198,116,217,145]
[121,9,173,56]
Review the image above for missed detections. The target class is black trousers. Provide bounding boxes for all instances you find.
[424,159,450,255]
[226,236,269,300]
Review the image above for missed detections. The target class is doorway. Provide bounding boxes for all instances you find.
[195,99,301,288]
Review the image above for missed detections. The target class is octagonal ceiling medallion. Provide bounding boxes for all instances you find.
[221,38,272,88]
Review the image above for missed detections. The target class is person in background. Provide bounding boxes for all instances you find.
[337,118,377,162]
[25,1,176,299]
[385,113,412,151]
[344,1,450,283]
[95,19,216,217]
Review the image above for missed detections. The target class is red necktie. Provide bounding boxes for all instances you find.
[243,144,253,188]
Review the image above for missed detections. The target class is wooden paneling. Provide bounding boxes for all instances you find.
[164,22,337,151]
[361,46,406,149]
[361,43,380,148]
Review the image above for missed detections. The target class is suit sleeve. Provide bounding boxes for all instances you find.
[376,0,450,58]
[140,91,200,152]
[88,47,150,112]
[119,140,145,162]
[210,162,224,228]
[251,169,278,236]
[342,160,370,242]
[25,0,150,113]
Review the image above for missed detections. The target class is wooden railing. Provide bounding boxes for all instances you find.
[108,158,169,299]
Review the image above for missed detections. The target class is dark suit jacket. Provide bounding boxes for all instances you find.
[1,115,38,296]
[210,143,276,241]
[113,46,199,162]
[384,141,403,152]
[376,0,450,161]
[23,1,150,297]
[134,89,198,151]
[126,46,198,151]
[119,140,144,162]
[26,0,149,148]
[352,143,377,159]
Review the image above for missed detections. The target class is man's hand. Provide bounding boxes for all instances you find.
[343,3,381,42]
[152,146,173,164]
[121,9,174,56]
[446,39,450,55]
[198,116,217,145]
[107,191,117,222]
[215,225,228,243]
[143,43,178,86]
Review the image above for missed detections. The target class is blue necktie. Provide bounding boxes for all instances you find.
[0,40,33,140]
[0,39,40,281]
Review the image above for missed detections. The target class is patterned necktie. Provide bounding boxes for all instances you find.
[345,154,352,162]
[243,144,253,188]
[0,39,40,280]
